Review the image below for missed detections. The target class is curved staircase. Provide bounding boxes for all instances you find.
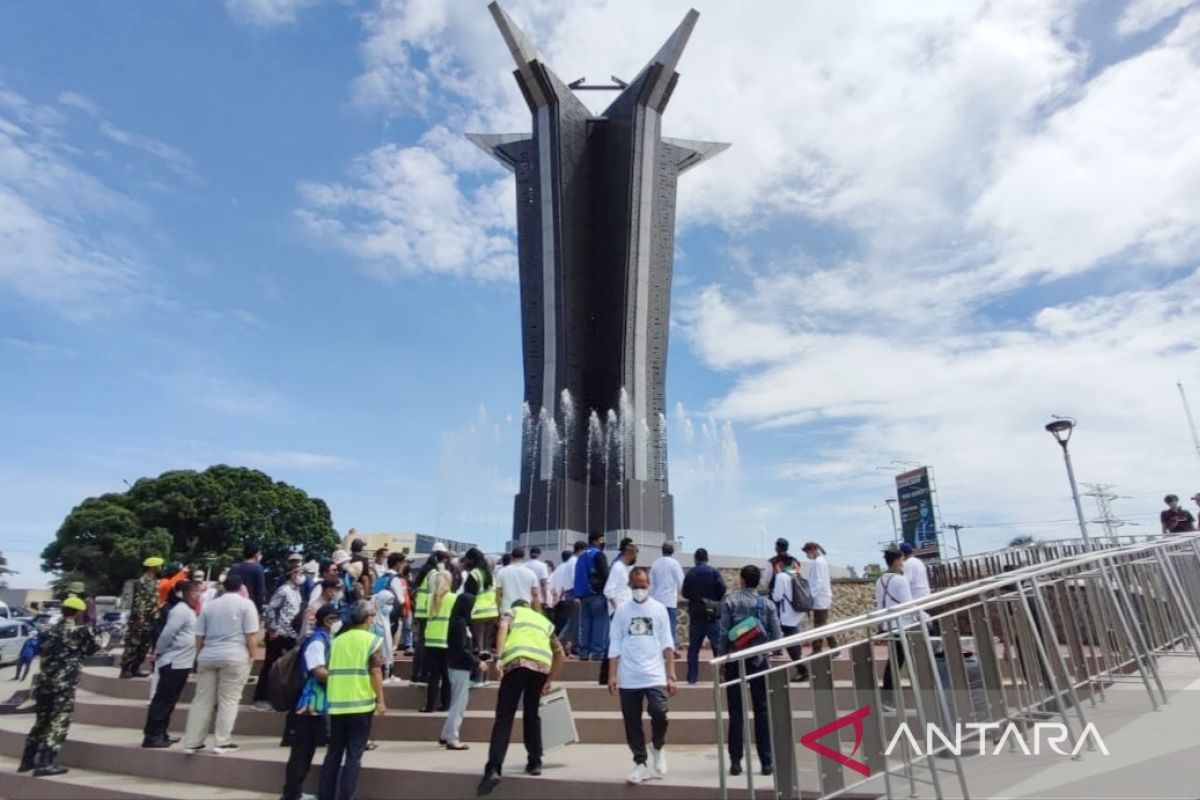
[0,652,900,799]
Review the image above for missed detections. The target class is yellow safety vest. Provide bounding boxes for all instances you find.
[425,590,456,649]
[326,628,380,716]
[413,569,434,620]
[500,605,554,667]
[470,568,498,621]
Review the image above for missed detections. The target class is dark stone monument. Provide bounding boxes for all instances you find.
[470,3,727,559]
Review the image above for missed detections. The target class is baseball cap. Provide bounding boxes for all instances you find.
[287,553,304,563]
[67,581,86,594]
[899,542,914,555]
[331,549,351,566]
[432,542,448,554]
[63,596,87,612]
[315,603,341,623]
[143,556,164,568]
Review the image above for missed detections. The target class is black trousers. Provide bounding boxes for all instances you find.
[412,618,427,680]
[725,659,771,766]
[254,635,296,703]
[619,687,668,765]
[143,663,191,743]
[485,667,547,774]
[881,639,908,696]
[283,714,328,800]
[319,712,373,800]
[423,648,451,710]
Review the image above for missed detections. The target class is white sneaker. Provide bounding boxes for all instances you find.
[650,746,667,777]
[626,763,651,784]
[211,743,240,754]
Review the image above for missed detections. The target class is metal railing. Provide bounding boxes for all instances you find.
[710,535,1200,799]
[928,534,1173,590]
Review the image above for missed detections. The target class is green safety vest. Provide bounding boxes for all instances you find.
[500,605,554,667]
[326,628,380,716]
[413,569,434,620]
[470,568,498,621]
[425,590,457,649]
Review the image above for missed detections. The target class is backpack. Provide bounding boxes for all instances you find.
[372,572,392,596]
[266,643,305,712]
[727,596,768,652]
[786,569,813,613]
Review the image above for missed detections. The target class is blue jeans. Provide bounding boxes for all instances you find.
[578,593,610,660]
[666,607,679,650]
[687,615,720,684]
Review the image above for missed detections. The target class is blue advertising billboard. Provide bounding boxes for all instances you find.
[895,467,939,555]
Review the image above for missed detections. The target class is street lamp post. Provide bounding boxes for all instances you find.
[884,499,900,545]
[1045,416,1092,551]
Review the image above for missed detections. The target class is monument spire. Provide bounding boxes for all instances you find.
[475,4,729,557]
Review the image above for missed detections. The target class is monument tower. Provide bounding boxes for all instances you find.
[471,3,727,558]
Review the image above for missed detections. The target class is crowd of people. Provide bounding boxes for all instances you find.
[14,532,857,797]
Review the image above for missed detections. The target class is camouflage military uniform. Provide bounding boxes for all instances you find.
[120,574,159,675]
[22,619,100,771]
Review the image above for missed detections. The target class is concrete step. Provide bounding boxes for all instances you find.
[0,754,273,800]
[82,666,982,713]
[0,718,861,800]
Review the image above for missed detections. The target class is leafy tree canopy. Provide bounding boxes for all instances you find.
[42,465,340,594]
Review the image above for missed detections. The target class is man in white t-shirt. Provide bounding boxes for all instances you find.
[648,541,684,651]
[526,546,552,609]
[900,543,931,600]
[181,573,259,754]
[877,549,922,708]
[494,547,540,615]
[608,567,676,785]
[604,542,638,614]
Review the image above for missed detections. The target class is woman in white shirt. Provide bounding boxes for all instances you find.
[802,542,838,655]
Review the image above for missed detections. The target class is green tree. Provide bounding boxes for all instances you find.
[42,465,340,594]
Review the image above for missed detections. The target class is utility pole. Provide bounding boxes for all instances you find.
[946,524,965,561]
[1178,382,1200,473]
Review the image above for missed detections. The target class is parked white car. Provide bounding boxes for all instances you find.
[0,619,36,666]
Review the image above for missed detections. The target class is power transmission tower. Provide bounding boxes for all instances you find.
[1178,382,1200,472]
[1080,483,1131,536]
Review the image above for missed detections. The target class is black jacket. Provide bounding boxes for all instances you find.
[447,593,480,672]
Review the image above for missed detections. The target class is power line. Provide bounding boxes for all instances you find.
[1178,382,1200,472]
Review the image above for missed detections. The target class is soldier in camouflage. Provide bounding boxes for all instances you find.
[120,556,163,679]
[19,595,100,776]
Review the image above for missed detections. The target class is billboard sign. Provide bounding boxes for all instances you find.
[895,467,939,554]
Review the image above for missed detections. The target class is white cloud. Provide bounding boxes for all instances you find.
[297,142,516,282]
[0,85,183,318]
[235,450,354,469]
[56,91,202,184]
[1116,0,1197,35]
[970,11,1200,286]
[225,0,317,27]
[1,337,80,360]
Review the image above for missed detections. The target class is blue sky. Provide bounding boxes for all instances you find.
[3,0,1200,588]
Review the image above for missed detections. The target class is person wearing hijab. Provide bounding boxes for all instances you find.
[420,571,454,713]
[441,592,478,750]
[371,590,398,683]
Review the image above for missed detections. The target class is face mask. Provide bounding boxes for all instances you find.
[330,619,343,635]
[292,573,306,585]
[632,588,649,603]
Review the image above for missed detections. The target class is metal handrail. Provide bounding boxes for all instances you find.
[710,534,1200,800]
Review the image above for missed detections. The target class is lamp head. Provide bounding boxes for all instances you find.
[1045,417,1075,445]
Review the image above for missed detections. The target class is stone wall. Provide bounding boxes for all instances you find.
[674,572,875,646]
